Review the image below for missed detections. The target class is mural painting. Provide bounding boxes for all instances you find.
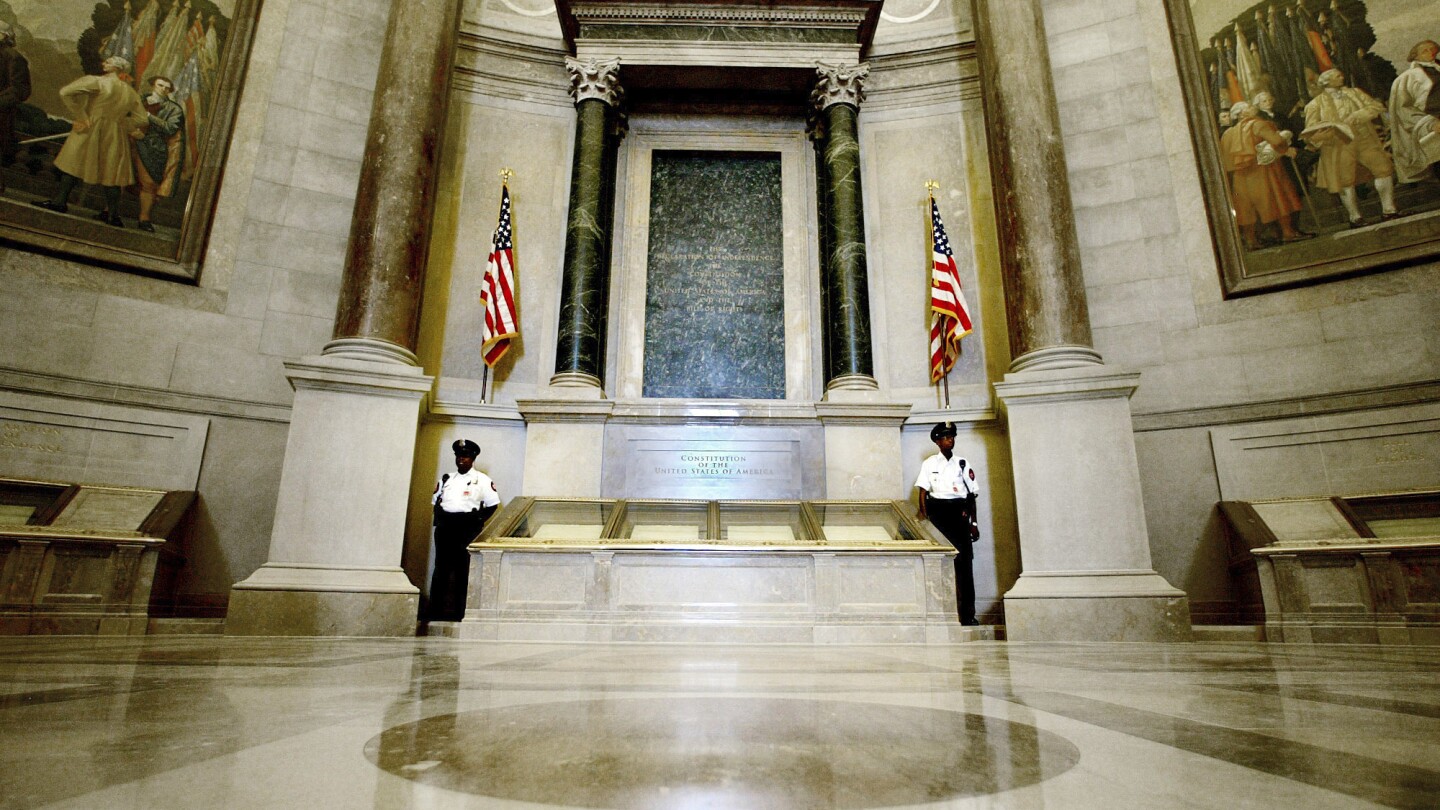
[0,0,258,279]
[1171,0,1440,294]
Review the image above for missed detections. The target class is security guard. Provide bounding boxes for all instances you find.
[915,421,981,626]
[427,439,500,621]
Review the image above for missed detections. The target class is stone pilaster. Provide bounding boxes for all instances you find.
[971,0,1189,641]
[552,57,625,391]
[811,62,877,393]
[227,0,462,636]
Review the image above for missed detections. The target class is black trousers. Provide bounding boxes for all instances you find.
[926,495,976,624]
[428,510,484,621]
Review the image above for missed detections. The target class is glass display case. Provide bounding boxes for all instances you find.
[479,498,943,551]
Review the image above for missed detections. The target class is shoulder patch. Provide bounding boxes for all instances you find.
[968,469,975,480]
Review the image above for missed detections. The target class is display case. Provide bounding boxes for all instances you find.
[1221,490,1440,645]
[0,477,194,635]
[458,498,965,644]
[480,497,943,551]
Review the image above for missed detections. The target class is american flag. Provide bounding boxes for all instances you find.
[928,196,973,382]
[481,185,519,367]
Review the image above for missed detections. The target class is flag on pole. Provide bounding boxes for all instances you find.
[927,195,973,382]
[481,184,519,367]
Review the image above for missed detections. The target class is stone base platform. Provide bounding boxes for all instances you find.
[452,547,968,644]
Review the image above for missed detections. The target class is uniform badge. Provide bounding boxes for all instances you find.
[968,469,976,480]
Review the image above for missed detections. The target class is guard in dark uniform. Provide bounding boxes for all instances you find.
[427,439,499,621]
[915,421,982,625]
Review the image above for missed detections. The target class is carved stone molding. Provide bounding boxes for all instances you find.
[811,61,869,111]
[566,56,624,106]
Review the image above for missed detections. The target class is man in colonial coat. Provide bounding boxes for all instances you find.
[33,56,150,227]
[132,75,185,232]
[0,21,31,194]
[1222,101,1306,249]
[1389,40,1440,185]
[1303,68,1398,226]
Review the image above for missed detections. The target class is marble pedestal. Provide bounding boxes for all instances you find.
[995,365,1190,642]
[1254,539,1440,645]
[454,547,968,643]
[226,356,432,637]
[816,393,911,499]
[517,393,612,498]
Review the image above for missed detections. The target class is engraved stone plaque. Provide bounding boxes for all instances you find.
[603,425,824,500]
[643,152,785,399]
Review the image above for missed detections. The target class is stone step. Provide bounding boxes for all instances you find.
[147,618,226,635]
[422,620,1002,642]
[1192,624,1266,642]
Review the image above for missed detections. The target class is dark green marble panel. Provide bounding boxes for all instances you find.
[643,152,785,400]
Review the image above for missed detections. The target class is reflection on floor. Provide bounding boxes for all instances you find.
[1,638,1437,809]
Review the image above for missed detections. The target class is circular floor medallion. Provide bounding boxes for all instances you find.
[366,697,1080,808]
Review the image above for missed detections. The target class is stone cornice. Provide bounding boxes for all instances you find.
[559,0,882,54]
[569,3,871,26]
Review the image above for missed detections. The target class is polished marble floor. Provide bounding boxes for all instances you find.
[0,638,1437,809]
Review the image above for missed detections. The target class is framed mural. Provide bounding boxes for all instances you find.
[0,0,261,281]
[1166,0,1440,295]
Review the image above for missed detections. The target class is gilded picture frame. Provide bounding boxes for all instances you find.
[0,0,262,281]
[1165,0,1440,296]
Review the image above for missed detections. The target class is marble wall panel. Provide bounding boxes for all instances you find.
[423,96,574,406]
[835,558,926,614]
[611,555,811,611]
[178,415,289,608]
[1133,427,1230,602]
[0,391,208,491]
[859,112,980,399]
[500,555,591,609]
[1210,402,1440,501]
[642,153,785,400]
[609,119,819,401]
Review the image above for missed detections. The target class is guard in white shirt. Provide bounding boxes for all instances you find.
[427,439,500,621]
[915,421,981,625]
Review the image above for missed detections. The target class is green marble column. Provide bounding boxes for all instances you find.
[553,58,623,388]
[812,63,877,391]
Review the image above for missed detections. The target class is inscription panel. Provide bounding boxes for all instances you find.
[643,152,785,400]
[1210,403,1440,500]
[603,425,824,500]
[0,391,209,490]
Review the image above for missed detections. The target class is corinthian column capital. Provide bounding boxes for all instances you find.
[811,61,869,111]
[566,57,623,106]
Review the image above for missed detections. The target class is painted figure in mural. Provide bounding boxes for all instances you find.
[1389,40,1440,186]
[0,21,31,195]
[132,75,185,232]
[1223,101,1308,249]
[34,56,150,227]
[1302,68,1397,226]
[915,421,981,627]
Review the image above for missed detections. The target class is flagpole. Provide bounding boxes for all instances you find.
[479,167,518,405]
[925,180,952,411]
